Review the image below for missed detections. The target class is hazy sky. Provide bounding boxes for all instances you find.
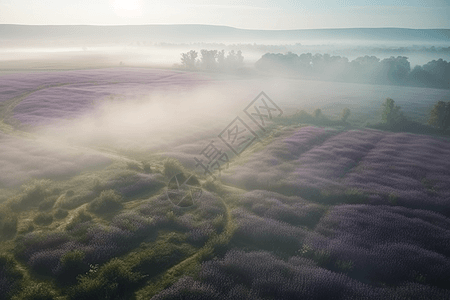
[0,0,449,29]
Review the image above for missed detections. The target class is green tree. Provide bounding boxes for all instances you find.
[0,254,23,299]
[217,49,225,68]
[12,283,57,300]
[428,101,450,131]
[87,190,122,214]
[341,107,351,122]
[200,49,218,70]
[58,250,88,284]
[312,108,323,119]
[180,50,198,70]
[381,98,404,127]
[70,258,142,300]
[226,50,244,69]
[163,158,185,179]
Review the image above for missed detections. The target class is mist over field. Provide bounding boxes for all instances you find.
[1,25,450,70]
[0,22,450,300]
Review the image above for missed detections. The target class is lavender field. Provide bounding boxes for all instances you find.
[0,67,449,300]
[221,127,450,214]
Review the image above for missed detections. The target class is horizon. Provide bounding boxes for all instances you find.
[0,1,449,30]
[1,24,450,30]
[1,2,450,300]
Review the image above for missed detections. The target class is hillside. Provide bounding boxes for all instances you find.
[1,24,449,44]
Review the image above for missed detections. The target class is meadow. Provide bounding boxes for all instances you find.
[0,67,449,299]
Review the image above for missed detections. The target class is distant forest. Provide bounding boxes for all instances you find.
[255,53,450,89]
[160,42,450,55]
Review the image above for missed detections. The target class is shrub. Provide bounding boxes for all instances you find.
[428,100,450,131]
[53,208,68,219]
[12,282,57,300]
[299,244,331,267]
[70,258,142,300]
[127,161,142,171]
[91,178,106,195]
[57,250,88,285]
[65,210,92,231]
[1,214,18,238]
[18,180,51,208]
[33,213,53,226]
[142,161,152,174]
[38,196,57,211]
[163,158,185,179]
[132,242,192,278]
[110,212,158,241]
[68,274,103,300]
[87,190,122,214]
[295,109,314,122]
[312,108,323,119]
[212,214,226,232]
[60,189,102,210]
[334,259,354,273]
[28,249,64,276]
[0,254,23,300]
[14,232,70,261]
[17,221,34,235]
[381,98,405,128]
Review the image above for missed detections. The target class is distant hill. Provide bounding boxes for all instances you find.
[0,24,449,45]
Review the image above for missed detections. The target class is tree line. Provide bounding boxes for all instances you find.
[255,53,450,89]
[275,98,450,136]
[180,49,244,71]
[377,98,450,133]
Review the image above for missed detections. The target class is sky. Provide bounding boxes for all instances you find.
[0,0,449,29]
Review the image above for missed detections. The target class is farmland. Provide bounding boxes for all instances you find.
[0,68,449,299]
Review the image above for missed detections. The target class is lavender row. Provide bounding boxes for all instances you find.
[152,250,450,299]
[306,204,450,287]
[15,191,225,276]
[222,126,450,214]
[0,68,209,103]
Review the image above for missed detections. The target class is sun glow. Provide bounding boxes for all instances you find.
[112,0,143,18]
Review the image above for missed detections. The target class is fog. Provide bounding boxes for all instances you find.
[1,71,441,188]
[1,42,449,71]
[37,83,258,150]
[1,24,450,300]
[1,34,448,189]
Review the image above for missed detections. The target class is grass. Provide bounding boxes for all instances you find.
[69,258,142,300]
[1,86,450,299]
[87,190,123,215]
[0,253,23,300]
[135,188,236,299]
[33,212,53,226]
[0,151,241,299]
[0,211,18,239]
[163,158,186,179]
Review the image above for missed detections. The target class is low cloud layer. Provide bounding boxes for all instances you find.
[0,132,111,187]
